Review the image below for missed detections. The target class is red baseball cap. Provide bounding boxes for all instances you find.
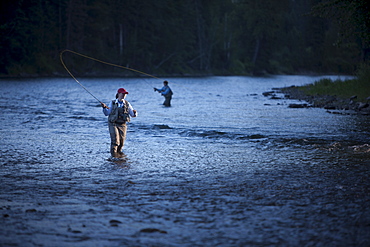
[117,88,129,94]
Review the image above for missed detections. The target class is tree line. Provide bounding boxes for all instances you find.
[0,0,368,77]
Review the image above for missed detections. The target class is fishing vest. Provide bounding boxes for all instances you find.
[108,100,130,124]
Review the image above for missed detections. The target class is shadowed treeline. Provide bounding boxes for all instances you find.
[0,0,369,77]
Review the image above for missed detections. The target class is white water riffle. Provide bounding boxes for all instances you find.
[1,75,369,246]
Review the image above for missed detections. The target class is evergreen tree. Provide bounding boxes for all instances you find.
[0,0,366,76]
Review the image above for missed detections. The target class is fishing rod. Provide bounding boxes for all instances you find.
[59,49,162,103]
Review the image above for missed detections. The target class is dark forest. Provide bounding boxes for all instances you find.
[1,0,369,77]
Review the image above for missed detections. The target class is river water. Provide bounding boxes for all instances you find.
[0,75,369,246]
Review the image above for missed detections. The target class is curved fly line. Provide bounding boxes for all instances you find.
[59,49,161,103]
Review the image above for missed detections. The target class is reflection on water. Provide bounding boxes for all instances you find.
[0,76,369,246]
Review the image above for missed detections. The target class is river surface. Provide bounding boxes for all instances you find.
[0,75,369,246]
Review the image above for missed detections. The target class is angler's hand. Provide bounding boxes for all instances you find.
[101,102,108,109]
[133,109,137,117]
[154,88,157,92]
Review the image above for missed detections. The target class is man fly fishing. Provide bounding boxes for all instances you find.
[154,80,173,107]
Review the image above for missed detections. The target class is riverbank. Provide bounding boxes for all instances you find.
[274,66,370,115]
[275,85,370,115]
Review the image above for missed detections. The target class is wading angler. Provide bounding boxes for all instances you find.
[101,88,137,159]
[154,80,173,107]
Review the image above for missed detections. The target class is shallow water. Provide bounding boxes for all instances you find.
[1,75,369,246]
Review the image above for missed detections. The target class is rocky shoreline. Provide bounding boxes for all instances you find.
[264,86,370,115]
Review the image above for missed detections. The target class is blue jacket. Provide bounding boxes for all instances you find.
[156,85,173,96]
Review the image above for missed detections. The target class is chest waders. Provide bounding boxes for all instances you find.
[162,87,173,107]
[108,100,130,158]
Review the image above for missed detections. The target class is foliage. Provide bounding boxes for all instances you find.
[302,63,370,101]
[311,0,370,47]
[0,0,367,77]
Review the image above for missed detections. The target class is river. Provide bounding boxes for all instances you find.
[0,75,369,246]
